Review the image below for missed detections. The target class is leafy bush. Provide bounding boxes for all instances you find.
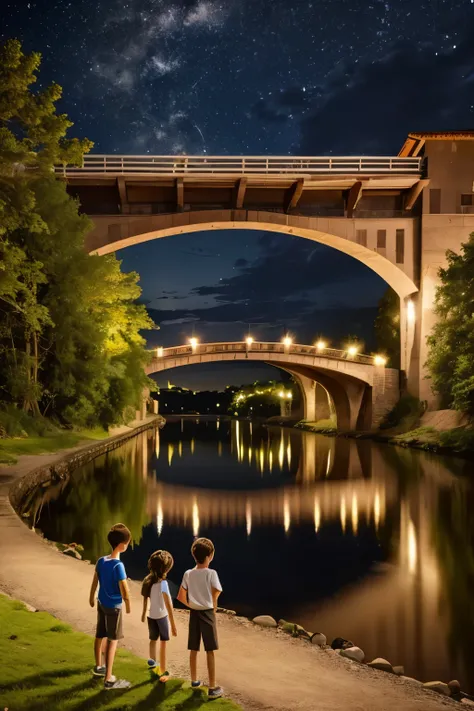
[439,427,474,453]
[379,394,425,431]
[0,405,59,438]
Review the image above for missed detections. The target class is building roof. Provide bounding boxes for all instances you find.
[399,130,474,157]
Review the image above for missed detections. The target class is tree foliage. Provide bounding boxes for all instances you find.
[374,287,400,367]
[0,39,156,428]
[426,233,474,416]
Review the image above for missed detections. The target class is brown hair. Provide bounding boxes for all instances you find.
[191,537,215,564]
[142,550,174,597]
[107,523,131,550]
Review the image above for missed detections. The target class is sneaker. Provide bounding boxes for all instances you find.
[147,659,157,669]
[191,680,202,688]
[209,686,224,699]
[104,676,131,690]
[92,665,106,677]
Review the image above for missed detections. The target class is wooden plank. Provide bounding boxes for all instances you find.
[117,177,129,214]
[404,179,429,210]
[234,178,248,208]
[285,179,305,213]
[346,181,363,217]
[176,177,184,211]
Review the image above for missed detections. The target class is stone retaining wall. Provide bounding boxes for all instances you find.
[9,416,164,512]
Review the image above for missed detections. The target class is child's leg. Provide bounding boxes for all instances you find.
[159,641,167,673]
[105,639,119,682]
[94,637,106,667]
[149,639,157,662]
[190,650,198,682]
[206,651,216,689]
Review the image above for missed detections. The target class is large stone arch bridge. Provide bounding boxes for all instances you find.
[146,341,400,431]
[59,132,474,405]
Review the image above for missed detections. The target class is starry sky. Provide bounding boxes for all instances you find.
[3,0,474,389]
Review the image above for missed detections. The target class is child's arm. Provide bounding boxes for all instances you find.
[89,571,99,608]
[211,587,221,611]
[164,593,177,636]
[141,595,148,623]
[119,579,131,614]
[177,585,189,607]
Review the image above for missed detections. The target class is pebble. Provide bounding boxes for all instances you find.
[368,658,394,673]
[62,547,82,560]
[423,681,451,696]
[448,680,461,694]
[339,646,365,663]
[311,633,327,646]
[392,666,405,676]
[252,615,277,628]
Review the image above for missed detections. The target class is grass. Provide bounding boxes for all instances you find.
[0,594,240,711]
[0,428,108,465]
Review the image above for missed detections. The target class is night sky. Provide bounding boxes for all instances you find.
[3,0,474,389]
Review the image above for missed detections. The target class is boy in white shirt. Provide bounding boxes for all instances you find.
[177,537,223,699]
[141,550,177,681]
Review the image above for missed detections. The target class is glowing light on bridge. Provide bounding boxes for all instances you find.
[156,346,164,357]
[282,336,292,348]
[192,498,200,537]
[189,337,199,351]
[407,299,416,325]
[278,390,285,398]
[315,340,327,352]
[347,345,359,357]
[245,336,254,346]
[259,445,265,473]
[374,354,387,367]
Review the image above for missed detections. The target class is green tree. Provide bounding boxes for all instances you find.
[426,233,474,416]
[0,39,156,427]
[374,287,400,367]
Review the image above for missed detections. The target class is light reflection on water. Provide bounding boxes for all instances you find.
[29,416,474,692]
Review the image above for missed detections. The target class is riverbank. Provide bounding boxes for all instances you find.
[296,409,474,460]
[0,425,460,711]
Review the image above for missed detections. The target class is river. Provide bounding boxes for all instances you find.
[29,416,474,691]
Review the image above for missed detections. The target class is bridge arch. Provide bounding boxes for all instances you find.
[87,210,418,300]
[147,342,400,431]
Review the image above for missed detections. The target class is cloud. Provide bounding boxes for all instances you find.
[184,1,227,28]
[147,54,181,76]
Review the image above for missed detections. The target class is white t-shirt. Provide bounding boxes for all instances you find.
[181,568,222,610]
[149,580,170,620]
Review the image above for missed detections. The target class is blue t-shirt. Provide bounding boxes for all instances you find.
[96,556,127,608]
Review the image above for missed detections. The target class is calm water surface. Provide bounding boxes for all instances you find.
[31,417,474,691]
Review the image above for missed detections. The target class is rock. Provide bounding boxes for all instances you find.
[9,634,17,640]
[461,699,474,707]
[448,680,461,695]
[401,676,422,686]
[311,633,327,646]
[62,547,82,560]
[252,615,277,628]
[340,646,365,663]
[24,603,36,612]
[217,607,236,615]
[368,658,394,673]
[331,637,354,650]
[423,681,451,696]
[392,666,404,676]
[294,624,311,639]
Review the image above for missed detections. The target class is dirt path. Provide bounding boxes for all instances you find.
[0,435,456,711]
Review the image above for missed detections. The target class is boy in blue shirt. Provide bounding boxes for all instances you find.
[89,522,132,690]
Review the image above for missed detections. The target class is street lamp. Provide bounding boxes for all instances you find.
[282,336,292,348]
[374,355,387,367]
[315,340,326,352]
[189,337,198,352]
[246,336,253,347]
[347,345,359,357]
[407,299,416,325]
[156,347,164,358]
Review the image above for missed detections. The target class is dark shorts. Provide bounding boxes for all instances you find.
[188,608,218,652]
[147,615,170,642]
[96,602,123,640]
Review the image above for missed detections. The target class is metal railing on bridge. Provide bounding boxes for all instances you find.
[150,341,385,367]
[56,154,422,177]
